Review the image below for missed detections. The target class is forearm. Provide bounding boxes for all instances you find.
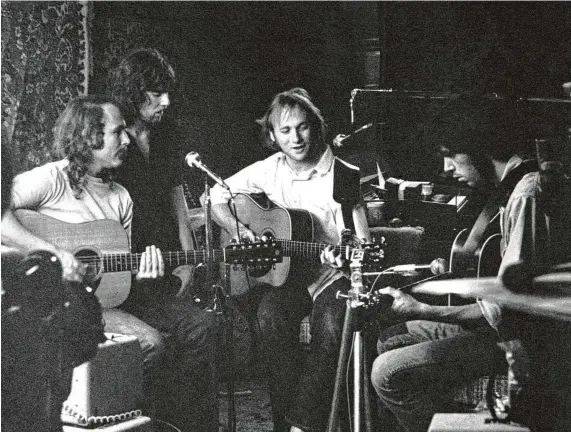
[415,302,488,327]
[1,211,59,256]
[171,185,195,250]
[211,202,249,238]
[352,203,371,243]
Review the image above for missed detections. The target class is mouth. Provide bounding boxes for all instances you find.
[291,144,306,152]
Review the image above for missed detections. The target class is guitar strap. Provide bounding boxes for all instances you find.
[332,157,361,233]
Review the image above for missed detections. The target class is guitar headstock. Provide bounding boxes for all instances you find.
[225,238,283,271]
[350,242,385,272]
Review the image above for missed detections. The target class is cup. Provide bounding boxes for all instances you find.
[366,201,385,226]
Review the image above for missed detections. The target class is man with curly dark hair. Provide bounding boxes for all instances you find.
[105,48,220,432]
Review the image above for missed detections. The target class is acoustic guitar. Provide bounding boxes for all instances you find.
[449,228,502,279]
[221,193,384,295]
[15,209,281,308]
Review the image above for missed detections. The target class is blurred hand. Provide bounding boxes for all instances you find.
[320,244,345,270]
[56,250,87,282]
[136,245,165,280]
[230,227,256,244]
[333,133,348,148]
[375,286,427,318]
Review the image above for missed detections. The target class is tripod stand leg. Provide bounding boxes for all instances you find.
[363,335,374,432]
[354,330,362,432]
[221,266,237,432]
[327,301,356,432]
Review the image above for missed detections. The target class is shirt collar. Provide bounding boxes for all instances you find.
[500,154,524,182]
[278,145,334,176]
[314,146,335,175]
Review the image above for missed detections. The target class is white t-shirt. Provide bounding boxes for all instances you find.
[11,159,133,244]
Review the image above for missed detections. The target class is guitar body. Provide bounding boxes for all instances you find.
[15,210,132,308]
[449,229,502,278]
[476,232,502,278]
[222,193,314,293]
[448,228,502,305]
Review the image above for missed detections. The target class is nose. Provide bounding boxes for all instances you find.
[121,130,131,146]
[290,129,301,143]
[160,92,170,107]
[443,157,455,173]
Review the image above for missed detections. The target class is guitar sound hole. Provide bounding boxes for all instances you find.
[247,266,271,278]
[74,248,103,283]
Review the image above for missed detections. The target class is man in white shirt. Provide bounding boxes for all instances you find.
[211,88,371,432]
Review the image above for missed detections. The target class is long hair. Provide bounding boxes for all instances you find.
[52,95,117,196]
[257,87,326,151]
[106,48,175,125]
[426,97,531,185]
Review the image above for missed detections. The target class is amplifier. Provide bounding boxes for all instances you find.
[61,333,144,427]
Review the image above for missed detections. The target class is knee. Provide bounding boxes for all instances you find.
[314,307,344,342]
[181,309,221,347]
[256,296,284,333]
[137,329,166,370]
[371,350,406,399]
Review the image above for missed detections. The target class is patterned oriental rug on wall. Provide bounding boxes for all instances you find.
[1,1,89,175]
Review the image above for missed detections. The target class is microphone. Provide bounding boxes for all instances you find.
[185,152,230,191]
[391,258,448,275]
[333,123,374,148]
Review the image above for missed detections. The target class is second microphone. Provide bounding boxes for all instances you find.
[185,151,230,191]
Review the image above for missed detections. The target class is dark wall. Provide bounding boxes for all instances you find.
[370,2,571,180]
[381,2,570,96]
[90,2,570,182]
[90,1,378,178]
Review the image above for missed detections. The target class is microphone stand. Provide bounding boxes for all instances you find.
[327,249,374,432]
[202,176,236,432]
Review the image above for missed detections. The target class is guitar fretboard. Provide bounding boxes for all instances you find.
[81,250,227,272]
[277,239,353,260]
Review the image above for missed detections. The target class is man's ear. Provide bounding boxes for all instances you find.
[269,131,276,142]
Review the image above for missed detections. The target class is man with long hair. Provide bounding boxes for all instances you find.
[105,48,220,432]
[370,99,571,432]
[2,95,139,279]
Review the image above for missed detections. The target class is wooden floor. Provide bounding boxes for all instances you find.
[218,378,273,432]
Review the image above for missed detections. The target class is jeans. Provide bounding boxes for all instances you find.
[102,275,221,432]
[253,277,350,432]
[371,320,506,432]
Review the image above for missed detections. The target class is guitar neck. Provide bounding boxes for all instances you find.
[99,249,225,273]
[277,239,353,260]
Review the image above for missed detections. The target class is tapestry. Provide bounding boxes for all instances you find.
[1,1,89,174]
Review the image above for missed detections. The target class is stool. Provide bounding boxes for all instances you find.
[428,412,531,432]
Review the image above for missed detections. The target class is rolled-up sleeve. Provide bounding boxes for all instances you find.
[480,173,543,329]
